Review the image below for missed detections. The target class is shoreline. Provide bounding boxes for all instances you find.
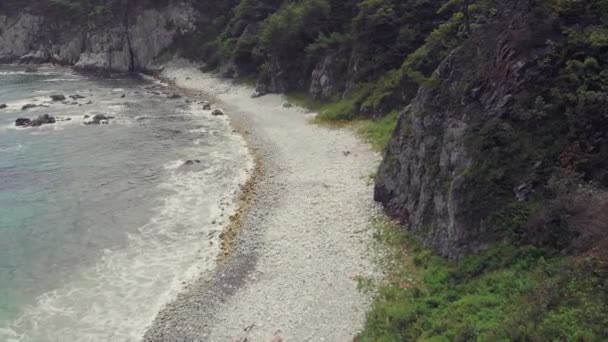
[144,60,381,341]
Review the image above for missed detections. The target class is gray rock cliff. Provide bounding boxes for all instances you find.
[0,2,195,72]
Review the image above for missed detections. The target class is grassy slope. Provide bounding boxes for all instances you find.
[358,219,608,342]
[286,92,399,152]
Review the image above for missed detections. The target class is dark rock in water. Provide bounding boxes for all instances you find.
[30,114,56,127]
[56,116,72,122]
[167,93,182,99]
[283,103,293,108]
[24,67,38,73]
[22,104,37,110]
[50,95,66,101]
[0,104,7,109]
[70,94,86,100]
[84,114,90,119]
[183,160,202,166]
[121,94,126,98]
[85,114,112,125]
[202,102,212,110]
[212,109,224,116]
[86,101,93,105]
[15,118,32,127]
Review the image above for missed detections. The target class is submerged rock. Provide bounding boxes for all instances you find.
[21,104,37,110]
[50,94,66,101]
[183,160,201,166]
[283,103,293,108]
[167,93,182,99]
[202,102,212,110]
[70,94,85,100]
[85,114,113,125]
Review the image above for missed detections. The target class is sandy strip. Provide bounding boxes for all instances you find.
[143,60,380,342]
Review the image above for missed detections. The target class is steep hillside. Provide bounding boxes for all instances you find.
[377,0,608,258]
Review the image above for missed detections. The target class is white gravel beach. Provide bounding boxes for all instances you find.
[143,60,381,342]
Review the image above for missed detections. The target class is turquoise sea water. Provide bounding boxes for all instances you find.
[0,65,250,341]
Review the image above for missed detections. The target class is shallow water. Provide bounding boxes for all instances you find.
[0,65,251,341]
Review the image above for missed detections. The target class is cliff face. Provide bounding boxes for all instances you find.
[374,2,566,257]
[0,1,195,72]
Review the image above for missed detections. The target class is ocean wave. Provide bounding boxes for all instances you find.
[0,143,24,152]
[0,153,252,342]
[42,78,81,82]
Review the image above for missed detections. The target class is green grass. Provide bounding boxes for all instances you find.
[359,218,608,342]
[358,111,399,151]
[285,92,399,151]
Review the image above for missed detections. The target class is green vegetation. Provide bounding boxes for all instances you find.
[358,111,399,151]
[360,218,608,341]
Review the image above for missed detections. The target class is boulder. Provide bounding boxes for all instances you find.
[22,104,37,110]
[50,95,66,101]
[212,109,224,116]
[15,118,32,127]
[30,114,56,127]
[0,104,7,109]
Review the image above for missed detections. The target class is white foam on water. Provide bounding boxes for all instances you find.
[0,143,23,152]
[42,78,81,82]
[0,151,252,342]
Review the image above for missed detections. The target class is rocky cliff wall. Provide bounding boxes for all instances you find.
[0,1,195,72]
[374,2,566,258]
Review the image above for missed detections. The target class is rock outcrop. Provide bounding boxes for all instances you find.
[309,53,345,101]
[374,2,564,258]
[0,2,196,72]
